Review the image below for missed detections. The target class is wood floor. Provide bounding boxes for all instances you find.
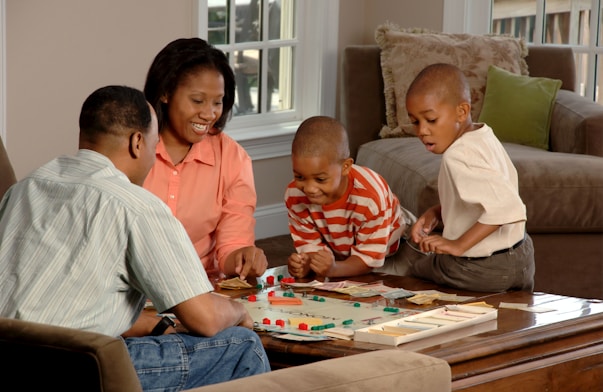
[255,234,295,268]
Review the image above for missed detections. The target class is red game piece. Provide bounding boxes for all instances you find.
[299,323,308,330]
[276,319,285,327]
[262,317,271,325]
[268,291,276,297]
[247,295,257,302]
[266,276,275,285]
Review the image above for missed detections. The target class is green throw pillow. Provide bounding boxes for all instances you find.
[478,65,562,150]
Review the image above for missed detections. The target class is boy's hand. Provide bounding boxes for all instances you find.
[418,235,462,256]
[288,253,311,278]
[411,207,440,243]
[308,249,335,277]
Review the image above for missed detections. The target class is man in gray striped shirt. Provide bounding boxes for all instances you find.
[0,85,270,390]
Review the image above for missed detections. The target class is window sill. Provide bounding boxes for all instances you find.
[225,121,299,160]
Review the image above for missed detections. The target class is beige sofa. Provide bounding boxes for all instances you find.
[341,44,603,299]
[0,317,451,392]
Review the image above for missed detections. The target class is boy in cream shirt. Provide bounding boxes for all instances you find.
[399,63,535,292]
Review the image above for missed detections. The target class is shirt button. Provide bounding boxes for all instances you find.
[172,170,178,175]
[169,195,175,199]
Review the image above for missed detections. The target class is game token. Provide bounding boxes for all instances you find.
[276,319,285,327]
[299,323,308,330]
[262,317,271,325]
[268,291,276,297]
[247,295,257,302]
[266,276,275,285]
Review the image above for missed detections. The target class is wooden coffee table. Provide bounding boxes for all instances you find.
[218,266,603,392]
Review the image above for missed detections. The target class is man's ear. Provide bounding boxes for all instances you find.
[341,157,354,175]
[129,131,143,159]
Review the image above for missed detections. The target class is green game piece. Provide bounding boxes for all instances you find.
[313,295,319,301]
[353,302,361,307]
[342,319,353,325]
[277,274,284,281]
[324,323,336,329]
[311,325,321,331]
[383,307,399,313]
[255,284,263,289]
[319,297,326,302]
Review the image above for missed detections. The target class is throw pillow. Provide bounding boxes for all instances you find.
[478,65,562,150]
[376,23,528,137]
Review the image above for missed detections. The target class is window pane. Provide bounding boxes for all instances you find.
[266,46,294,112]
[236,0,261,43]
[234,49,260,115]
[209,0,229,45]
[544,0,591,45]
[575,52,589,96]
[269,0,295,40]
[596,54,601,104]
[492,0,537,43]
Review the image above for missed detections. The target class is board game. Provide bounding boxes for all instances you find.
[236,288,420,340]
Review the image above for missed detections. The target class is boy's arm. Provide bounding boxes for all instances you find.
[319,255,373,277]
[420,222,499,256]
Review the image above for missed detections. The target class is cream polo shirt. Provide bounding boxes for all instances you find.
[439,124,526,258]
[143,133,257,275]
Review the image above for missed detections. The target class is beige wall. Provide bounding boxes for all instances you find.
[4,0,443,236]
[6,0,196,179]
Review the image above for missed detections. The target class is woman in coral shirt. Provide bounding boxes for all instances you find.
[143,37,268,279]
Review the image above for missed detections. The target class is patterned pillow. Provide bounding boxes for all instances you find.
[376,23,528,137]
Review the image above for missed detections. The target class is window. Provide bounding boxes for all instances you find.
[195,0,338,158]
[491,0,602,103]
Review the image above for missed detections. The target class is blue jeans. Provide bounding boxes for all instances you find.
[124,326,271,391]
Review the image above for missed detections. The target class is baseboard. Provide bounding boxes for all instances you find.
[254,203,289,239]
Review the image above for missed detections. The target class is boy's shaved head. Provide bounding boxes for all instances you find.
[292,116,351,162]
[407,63,471,107]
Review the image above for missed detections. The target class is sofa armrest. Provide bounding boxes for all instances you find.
[0,136,17,198]
[191,350,451,392]
[550,89,603,157]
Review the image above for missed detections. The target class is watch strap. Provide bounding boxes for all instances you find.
[150,316,176,336]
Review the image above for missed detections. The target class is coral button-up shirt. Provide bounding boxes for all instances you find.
[143,133,257,275]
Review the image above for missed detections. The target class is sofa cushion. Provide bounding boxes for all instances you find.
[375,23,528,137]
[479,65,562,150]
[194,350,451,392]
[356,138,603,233]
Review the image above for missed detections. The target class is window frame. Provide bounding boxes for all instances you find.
[446,0,602,103]
[194,0,339,159]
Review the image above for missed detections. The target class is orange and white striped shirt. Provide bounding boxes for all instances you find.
[285,165,414,268]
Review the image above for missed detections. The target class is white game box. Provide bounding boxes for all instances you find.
[354,304,498,346]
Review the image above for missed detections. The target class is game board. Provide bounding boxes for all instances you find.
[236,288,420,339]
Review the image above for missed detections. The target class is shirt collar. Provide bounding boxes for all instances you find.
[156,134,216,167]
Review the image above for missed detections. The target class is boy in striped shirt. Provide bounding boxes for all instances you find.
[285,116,415,279]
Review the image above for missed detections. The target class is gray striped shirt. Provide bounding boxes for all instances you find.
[0,149,213,336]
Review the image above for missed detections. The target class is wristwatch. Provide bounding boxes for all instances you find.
[151,316,177,336]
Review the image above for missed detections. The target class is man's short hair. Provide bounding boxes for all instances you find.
[79,85,152,142]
